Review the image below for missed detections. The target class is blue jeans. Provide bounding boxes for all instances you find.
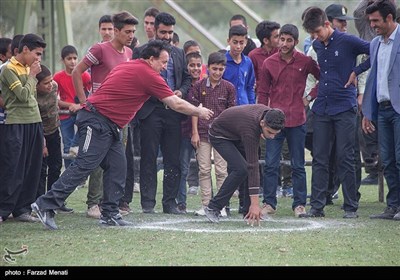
[177,137,195,206]
[263,125,307,210]
[377,105,400,209]
[60,115,79,168]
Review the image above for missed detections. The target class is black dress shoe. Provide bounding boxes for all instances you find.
[370,207,397,219]
[303,209,325,218]
[142,208,155,214]
[361,174,378,185]
[163,206,185,215]
[343,211,359,219]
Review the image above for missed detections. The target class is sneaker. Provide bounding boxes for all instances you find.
[55,204,74,214]
[31,203,58,230]
[119,201,132,214]
[187,186,199,195]
[294,205,307,218]
[361,174,378,185]
[99,214,133,227]
[261,203,276,219]
[133,182,140,193]
[177,203,187,213]
[0,216,3,223]
[343,211,359,219]
[86,205,101,219]
[69,146,79,156]
[220,207,227,217]
[393,209,400,221]
[195,207,206,216]
[14,212,40,223]
[163,206,186,215]
[204,206,220,223]
[119,208,129,216]
[370,207,397,219]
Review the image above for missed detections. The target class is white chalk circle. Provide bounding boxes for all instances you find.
[128,217,350,233]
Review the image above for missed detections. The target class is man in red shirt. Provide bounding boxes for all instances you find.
[32,40,213,230]
[257,24,319,218]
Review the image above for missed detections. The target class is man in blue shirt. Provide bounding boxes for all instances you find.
[302,6,369,219]
[223,25,256,106]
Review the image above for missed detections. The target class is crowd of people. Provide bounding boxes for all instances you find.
[1,0,400,230]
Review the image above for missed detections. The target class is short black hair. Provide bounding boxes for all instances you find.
[98,14,112,28]
[302,7,328,33]
[186,51,202,64]
[255,21,280,46]
[112,11,139,30]
[36,64,51,83]
[366,0,396,22]
[155,12,176,29]
[144,7,160,18]
[183,40,200,54]
[0,37,12,56]
[172,32,179,44]
[140,39,171,59]
[18,33,46,53]
[230,14,247,27]
[11,34,24,55]
[60,45,78,59]
[263,108,285,130]
[208,51,226,66]
[228,25,248,39]
[279,24,299,41]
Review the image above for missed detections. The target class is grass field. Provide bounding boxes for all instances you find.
[1,167,400,268]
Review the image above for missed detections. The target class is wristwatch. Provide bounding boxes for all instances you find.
[306,95,312,101]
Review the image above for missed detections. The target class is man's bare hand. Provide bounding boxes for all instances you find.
[362,116,375,134]
[244,204,261,227]
[197,103,213,120]
[69,103,82,113]
[344,71,358,88]
[174,90,183,98]
[29,61,42,76]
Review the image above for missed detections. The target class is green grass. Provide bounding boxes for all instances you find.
[1,167,400,267]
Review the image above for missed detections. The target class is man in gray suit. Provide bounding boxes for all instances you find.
[354,0,400,220]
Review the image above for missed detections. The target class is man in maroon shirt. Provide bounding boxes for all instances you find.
[32,40,213,230]
[248,20,280,96]
[205,104,285,226]
[257,24,319,218]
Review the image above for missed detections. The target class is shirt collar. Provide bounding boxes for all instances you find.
[379,24,399,44]
[206,77,221,87]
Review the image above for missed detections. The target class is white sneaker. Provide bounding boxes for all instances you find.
[220,207,227,217]
[194,207,205,216]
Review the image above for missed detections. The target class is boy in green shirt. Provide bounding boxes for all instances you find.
[0,33,46,223]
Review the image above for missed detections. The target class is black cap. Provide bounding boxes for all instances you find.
[325,4,355,20]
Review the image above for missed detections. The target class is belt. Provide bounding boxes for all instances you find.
[85,101,121,133]
[379,100,392,108]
